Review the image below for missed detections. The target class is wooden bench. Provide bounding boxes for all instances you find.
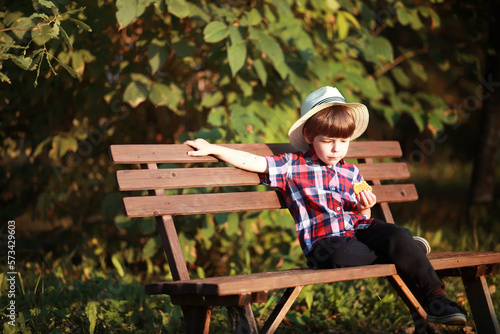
[109,141,500,334]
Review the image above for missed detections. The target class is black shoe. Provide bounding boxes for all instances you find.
[413,236,431,255]
[426,295,467,325]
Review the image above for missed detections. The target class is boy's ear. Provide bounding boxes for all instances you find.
[303,130,313,144]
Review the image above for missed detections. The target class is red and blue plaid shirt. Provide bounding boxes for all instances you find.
[259,149,373,255]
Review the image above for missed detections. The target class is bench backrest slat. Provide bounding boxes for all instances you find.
[110,141,403,164]
[116,162,410,191]
[122,184,417,217]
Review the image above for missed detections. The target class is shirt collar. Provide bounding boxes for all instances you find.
[304,149,345,167]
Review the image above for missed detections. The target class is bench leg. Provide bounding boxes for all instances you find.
[184,306,211,334]
[387,275,441,334]
[461,274,500,334]
[228,304,259,334]
[260,286,303,334]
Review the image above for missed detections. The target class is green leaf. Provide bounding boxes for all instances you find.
[409,59,427,81]
[69,18,93,32]
[229,25,244,45]
[116,0,146,30]
[178,232,196,263]
[142,237,160,260]
[225,212,240,237]
[337,12,349,40]
[124,81,149,108]
[59,25,72,49]
[241,8,262,26]
[39,0,56,9]
[227,42,246,77]
[250,28,288,79]
[391,67,411,88]
[148,82,183,110]
[427,112,444,134]
[32,137,52,158]
[9,55,32,70]
[207,107,225,126]
[140,217,156,234]
[201,91,224,108]
[48,135,78,159]
[166,0,190,18]
[111,253,125,277]
[236,75,252,96]
[31,24,53,46]
[114,215,133,231]
[203,21,229,43]
[101,192,124,219]
[71,52,84,77]
[252,58,267,86]
[377,76,395,95]
[29,13,49,21]
[148,38,169,74]
[171,36,196,58]
[371,36,393,63]
[55,57,80,79]
[396,6,412,26]
[0,72,11,84]
[85,301,99,334]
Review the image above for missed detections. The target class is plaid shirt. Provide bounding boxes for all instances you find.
[259,149,373,255]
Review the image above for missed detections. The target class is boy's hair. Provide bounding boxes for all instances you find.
[302,105,356,141]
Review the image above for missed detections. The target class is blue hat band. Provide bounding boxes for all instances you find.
[309,96,346,112]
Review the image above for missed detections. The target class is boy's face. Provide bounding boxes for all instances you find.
[305,135,350,166]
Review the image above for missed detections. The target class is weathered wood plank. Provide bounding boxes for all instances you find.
[116,162,410,191]
[145,252,500,297]
[260,286,303,334]
[146,264,399,296]
[122,184,418,217]
[109,141,403,164]
[461,274,500,333]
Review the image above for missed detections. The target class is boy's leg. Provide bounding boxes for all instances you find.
[355,219,467,325]
[354,219,443,297]
[306,236,377,269]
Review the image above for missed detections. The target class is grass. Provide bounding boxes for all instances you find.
[1,159,499,333]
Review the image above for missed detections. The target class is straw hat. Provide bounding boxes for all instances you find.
[288,86,369,151]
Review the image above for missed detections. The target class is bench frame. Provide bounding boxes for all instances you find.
[110,142,500,334]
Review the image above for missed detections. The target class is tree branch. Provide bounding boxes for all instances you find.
[372,47,428,78]
[0,22,52,33]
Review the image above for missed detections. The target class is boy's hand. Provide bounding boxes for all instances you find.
[185,138,268,173]
[185,138,213,157]
[356,190,376,216]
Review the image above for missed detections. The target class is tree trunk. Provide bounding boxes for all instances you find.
[468,10,500,207]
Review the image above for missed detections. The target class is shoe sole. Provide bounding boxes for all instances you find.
[413,236,431,255]
[427,314,466,326]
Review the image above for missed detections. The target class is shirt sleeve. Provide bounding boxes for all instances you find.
[258,153,294,191]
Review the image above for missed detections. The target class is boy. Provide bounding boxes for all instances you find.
[185,86,466,326]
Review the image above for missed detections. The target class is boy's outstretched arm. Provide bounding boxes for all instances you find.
[185,138,269,173]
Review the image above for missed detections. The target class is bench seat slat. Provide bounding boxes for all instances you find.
[145,252,500,296]
[116,162,410,191]
[110,141,403,164]
[123,184,418,217]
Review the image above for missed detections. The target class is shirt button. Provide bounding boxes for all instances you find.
[336,206,341,211]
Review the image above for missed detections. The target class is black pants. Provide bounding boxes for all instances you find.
[306,219,444,298]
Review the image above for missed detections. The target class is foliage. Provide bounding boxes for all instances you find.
[1,0,492,225]
[0,0,91,86]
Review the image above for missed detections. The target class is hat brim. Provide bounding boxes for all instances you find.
[288,102,369,152]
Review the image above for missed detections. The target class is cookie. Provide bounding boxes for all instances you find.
[353,181,372,194]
